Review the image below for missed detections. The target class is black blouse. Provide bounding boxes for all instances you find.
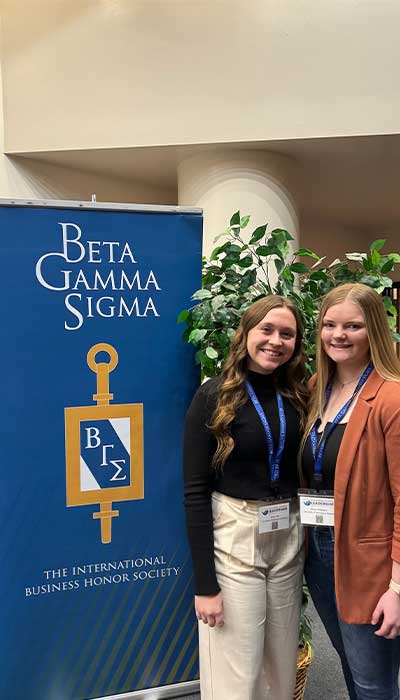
[183,370,302,594]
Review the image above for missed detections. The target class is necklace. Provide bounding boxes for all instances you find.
[334,365,369,389]
[335,376,359,388]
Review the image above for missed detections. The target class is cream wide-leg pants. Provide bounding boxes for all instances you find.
[198,492,304,700]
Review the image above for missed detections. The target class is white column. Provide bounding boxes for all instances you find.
[177,150,300,258]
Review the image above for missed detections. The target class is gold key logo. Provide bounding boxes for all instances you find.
[65,343,144,543]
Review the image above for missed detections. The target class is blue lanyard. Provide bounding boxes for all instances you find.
[311,363,373,479]
[245,380,286,483]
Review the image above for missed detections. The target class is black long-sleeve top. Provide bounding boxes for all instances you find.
[183,369,302,595]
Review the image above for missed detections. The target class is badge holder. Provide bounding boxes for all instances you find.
[259,501,290,533]
[65,343,144,544]
[298,488,334,527]
[259,489,290,534]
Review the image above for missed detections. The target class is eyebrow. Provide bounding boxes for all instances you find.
[323,317,365,324]
[260,323,296,332]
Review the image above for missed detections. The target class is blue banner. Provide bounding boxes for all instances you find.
[0,202,202,699]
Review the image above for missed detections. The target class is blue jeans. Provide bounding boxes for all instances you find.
[305,527,400,700]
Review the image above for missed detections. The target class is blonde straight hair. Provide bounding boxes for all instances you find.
[304,283,400,442]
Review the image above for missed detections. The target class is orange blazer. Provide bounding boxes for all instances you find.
[316,369,400,623]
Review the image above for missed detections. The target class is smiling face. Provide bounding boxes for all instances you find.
[321,299,370,369]
[246,306,297,374]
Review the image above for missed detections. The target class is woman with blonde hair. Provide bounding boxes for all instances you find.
[184,295,307,700]
[301,282,400,700]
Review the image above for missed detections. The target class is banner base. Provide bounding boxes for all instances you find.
[95,680,200,699]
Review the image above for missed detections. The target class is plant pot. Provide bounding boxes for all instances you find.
[293,641,313,700]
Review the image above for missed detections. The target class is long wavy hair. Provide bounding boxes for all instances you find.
[210,295,308,468]
[303,282,400,443]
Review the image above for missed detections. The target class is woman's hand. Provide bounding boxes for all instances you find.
[371,589,400,639]
[195,593,224,628]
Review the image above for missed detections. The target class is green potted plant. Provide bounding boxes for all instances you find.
[178,211,400,377]
[295,585,313,699]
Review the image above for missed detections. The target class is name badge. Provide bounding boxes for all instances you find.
[298,489,334,527]
[259,500,290,533]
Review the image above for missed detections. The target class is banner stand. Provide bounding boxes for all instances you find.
[0,198,202,700]
[96,679,199,699]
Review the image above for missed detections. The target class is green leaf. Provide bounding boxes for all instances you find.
[192,289,212,300]
[346,253,367,262]
[270,228,294,241]
[240,215,250,229]
[381,259,394,274]
[370,239,386,252]
[359,275,383,289]
[190,306,206,323]
[202,272,221,287]
[393,332,400,343]
[388,316,396,331]
[182,326,191,342]
[312,256,327,268]
[294,248,321,260]
[310,270,328,281]
[371,249,381,266]
[328,258,341,268]
[238,277,252,294]
[230,211,241,228]
[379,276,393,288]
[276,241,290,258]
[210,245,222,260]
[195,349,205,365]
[388,253,400,263]
[225,243,243,254]
[211,294,226,311]
[225,270,243,284]
[205,346,218,359]
[213,308,229,323]
[362,275,392,291]
[217,241,231,253]
[362,256,373,272]
[177,309,189,324]
[221,282,238,292]
[255,245,273,256]
[238,255,253,268]
[249,225,267,244]
[204,264,222,274]
[281,267,294,283]
[290,262,309,273]
[220,256,240,269]
[382,296,397,316]
[303,279,318,295]
[189,328,207,343]
[303,294,316,315]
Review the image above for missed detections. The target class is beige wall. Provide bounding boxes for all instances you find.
[302,221,400,281]
[303,221,400,262]
[302,222,373,262]
[2,0,400,154]
[0,20,175,204]
[0,154,176,204]
[0,1,398,270]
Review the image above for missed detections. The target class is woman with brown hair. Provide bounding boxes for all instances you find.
[301,282,400,700]
[183,295,307,700]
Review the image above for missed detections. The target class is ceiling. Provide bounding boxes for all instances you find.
[12,132,400,232]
